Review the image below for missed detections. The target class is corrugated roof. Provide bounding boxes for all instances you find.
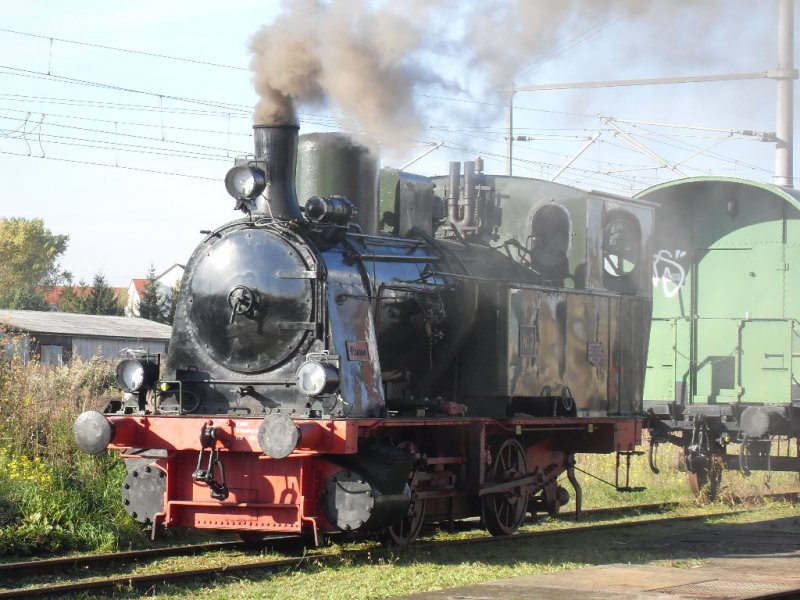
[0,310,172,340]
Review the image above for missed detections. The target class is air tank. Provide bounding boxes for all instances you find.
[296,133,380,235]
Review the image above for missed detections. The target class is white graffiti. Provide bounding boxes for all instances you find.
[652,249,687,298]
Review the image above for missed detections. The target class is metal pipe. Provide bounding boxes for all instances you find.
[566,456,582,522]
[463,160,477,227]
[447,161,461,223]
[506,90,515,176]
[774,0,795,187]
[515,71,768,92]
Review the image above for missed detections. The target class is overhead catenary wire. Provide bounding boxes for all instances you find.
[0,23,783,194]
[0,93,767,180]
[0,114,251,155]
[0,86,776,189]
[516,13,628,77]
[0,148,220,180]
[0,27,249,71]
[609,121,774,175]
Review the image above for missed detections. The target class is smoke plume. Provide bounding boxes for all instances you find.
[249,0,451,146]
[249,0,752,148]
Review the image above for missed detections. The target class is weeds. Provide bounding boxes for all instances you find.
[0,337,143,555]
[572,438,800,509]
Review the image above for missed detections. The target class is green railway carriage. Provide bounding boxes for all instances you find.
[637,176,800,494]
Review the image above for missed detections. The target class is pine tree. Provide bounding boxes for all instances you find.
[138,264,168,323]
[88,273,123,316]
[165,282,180,325]
[56,278,91,313]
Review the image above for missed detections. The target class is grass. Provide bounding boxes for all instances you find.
[77,501,800,599]
[573,438,800,508]
[0,342,144,555]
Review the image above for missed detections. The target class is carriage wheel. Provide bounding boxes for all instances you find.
[686,455,723,500]
[383,493,426,546]
[483,438,529,536]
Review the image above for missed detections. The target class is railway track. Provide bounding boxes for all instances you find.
[0,493,796,599]
[0,500,676,582]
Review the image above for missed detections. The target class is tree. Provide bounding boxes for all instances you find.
[138,265,169,323]
[0,218,69,309]
[0,286,51,311]
[55,277,90,314]
[56,273,123,316]
[166,281,180,325]
[87,273,123,316]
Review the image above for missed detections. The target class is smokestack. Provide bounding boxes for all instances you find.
[253,124,303,220]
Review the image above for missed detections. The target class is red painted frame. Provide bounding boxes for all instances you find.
[107,414,641,540]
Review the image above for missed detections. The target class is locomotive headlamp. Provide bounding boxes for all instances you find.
[224,165,266,200]
[115,358,159,393]
[296,361,339,396]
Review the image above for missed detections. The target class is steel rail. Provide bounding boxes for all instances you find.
[0,540,244,578]
[0,501,676,581]
[0,504,785,599]
[1,491,796,598]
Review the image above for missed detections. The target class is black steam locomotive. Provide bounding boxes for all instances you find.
[74,124,653,544]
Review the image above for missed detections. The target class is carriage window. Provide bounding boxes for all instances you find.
[530,203,571,280]
[603,212,640,291]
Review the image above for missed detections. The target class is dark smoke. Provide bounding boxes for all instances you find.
[249,0,749,147]
[249,0,452,146]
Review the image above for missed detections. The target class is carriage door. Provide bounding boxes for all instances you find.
[645,319,682,403]
[695,246,788,404]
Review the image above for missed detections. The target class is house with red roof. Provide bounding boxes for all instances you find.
[125,264,185,317]
[43,286,126,307]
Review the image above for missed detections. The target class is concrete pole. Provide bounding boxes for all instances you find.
[506,90,515,176]
[774,0,795,187]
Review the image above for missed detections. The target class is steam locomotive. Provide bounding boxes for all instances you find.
[74,124,653,544]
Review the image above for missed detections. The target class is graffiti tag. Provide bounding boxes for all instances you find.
[652,249,687,298]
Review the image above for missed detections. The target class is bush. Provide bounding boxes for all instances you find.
[0,350,145,555]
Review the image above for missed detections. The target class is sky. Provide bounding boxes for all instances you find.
[0,0,795,287]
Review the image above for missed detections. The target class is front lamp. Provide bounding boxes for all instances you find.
[115,358,159,393]
[296,361,339,397]
[225,165,266,200]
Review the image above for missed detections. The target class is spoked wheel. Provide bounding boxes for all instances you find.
[383,493,426,546]
[482,437,529,536]
[686,454,723,500]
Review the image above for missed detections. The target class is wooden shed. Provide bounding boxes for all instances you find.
[0,309,172,365]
